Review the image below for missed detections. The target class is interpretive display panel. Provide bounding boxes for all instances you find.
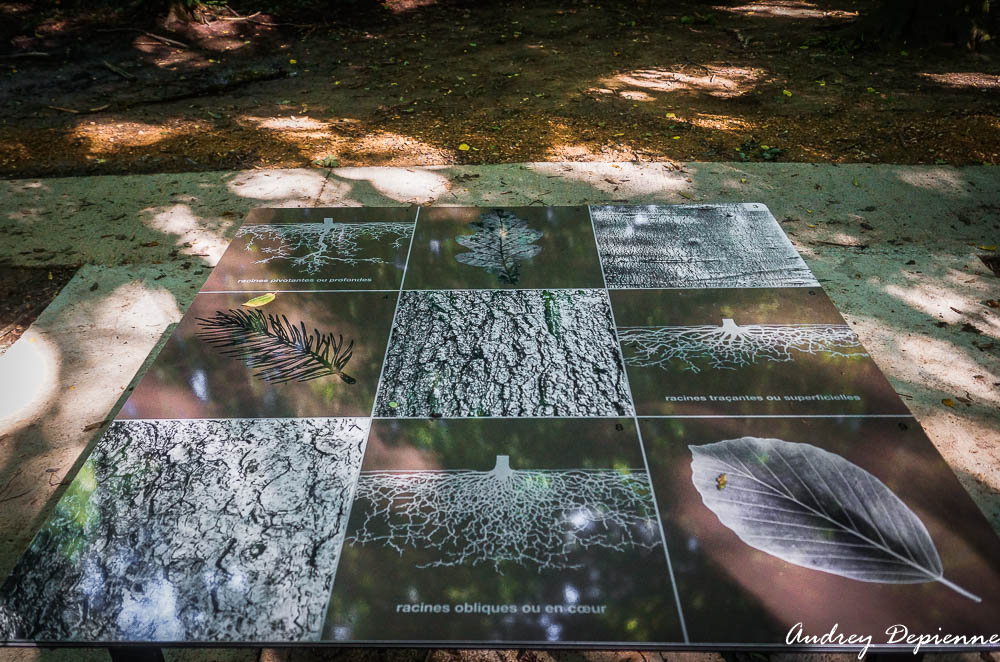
[200,207,417,292]
[610,288,909,416]
[640,416,1000,643]
[2,204,998,655]
[1,418,369,641]
[325,418,684,643]
[120,290,397,419]
[402,206,604,290]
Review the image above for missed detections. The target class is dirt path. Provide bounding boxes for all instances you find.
[1,0,999,178]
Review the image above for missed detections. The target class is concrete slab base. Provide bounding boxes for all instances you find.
[1,163,997,662]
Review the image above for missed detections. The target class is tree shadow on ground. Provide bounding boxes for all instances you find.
[2,0,999,178]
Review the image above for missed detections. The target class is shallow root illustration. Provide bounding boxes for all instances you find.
[618,318,867,373]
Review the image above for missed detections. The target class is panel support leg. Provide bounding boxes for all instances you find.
[108,647,165,662]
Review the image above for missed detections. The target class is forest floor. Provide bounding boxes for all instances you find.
[1,0,999,178]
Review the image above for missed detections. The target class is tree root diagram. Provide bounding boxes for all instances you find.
[347,455,659,573]
[237,219,414,274]
[618,318,867,373]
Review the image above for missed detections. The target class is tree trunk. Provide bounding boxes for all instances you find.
[859,0,997,49]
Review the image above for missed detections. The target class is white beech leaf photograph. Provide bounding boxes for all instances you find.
[689,436,980,601]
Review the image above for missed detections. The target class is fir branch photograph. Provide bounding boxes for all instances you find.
[120,291,397,419]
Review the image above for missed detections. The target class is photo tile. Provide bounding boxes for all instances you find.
[0,417,370,643]
[201,207,417,292]
[374,289,634,417]
[610,287,909,416]
[591,204,818,289]
[639,416,1000,644]
[324,417,684,644]
[119,290,397,419]
[402,206,604,290]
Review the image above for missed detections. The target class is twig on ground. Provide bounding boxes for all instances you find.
[102,60,136,81]
[0,490,31,504]
[96,28,190,49]
[815,240,869,248]
[46,103,110,114]
[83,420,112,432]
[0,310,34,340]
[216,11,262,22]
[0,51,50,59]
[243,17,317,28]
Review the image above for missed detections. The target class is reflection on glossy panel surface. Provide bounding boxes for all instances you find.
[0,418,369,643]
[403,206,603,290]
[591,204,818,289]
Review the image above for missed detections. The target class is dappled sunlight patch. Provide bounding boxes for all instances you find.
[884,273,1000,333]
[686,113,755,133]
[619,90,653,101]
[20,270,184,446]
[888,332,999,408]
[919,72,1000,90]
[227,168,328,203]
[602,66,767,99]
[894,167,971,196]
[134,42,213,69]
[141,203,233,263]
[246,115,332,136]
[72,121,173,150]
[543,143,600,161]
[825,231,868,248]
[715,1,856,20]
[382,0,437,12]
[338,131,451,166]
[332,167,450,204]
[253,116,328,131]
[0,140,30,172]
[0,331,59,429]
[533,162,695,198]
[923,414,1000,497]
[98,285,179,334]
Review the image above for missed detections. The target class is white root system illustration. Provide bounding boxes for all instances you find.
[618,318,867,373]
[238,219,413,274]
[347,455,659,572]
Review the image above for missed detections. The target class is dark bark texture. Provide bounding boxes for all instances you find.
[861,0,998,48]
[0,418,368,642]
[374,289,634,417]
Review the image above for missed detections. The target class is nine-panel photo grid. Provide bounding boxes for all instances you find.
[3,204,999,649]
